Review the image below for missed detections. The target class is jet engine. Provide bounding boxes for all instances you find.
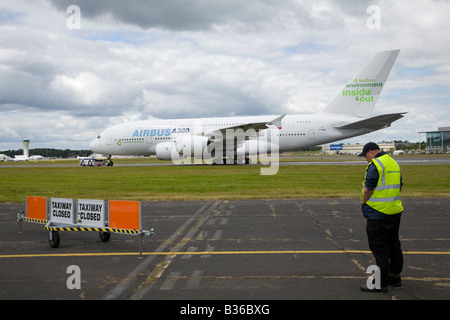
[237,140,279,156]
[155,136,210,161]
[155,142,181,161]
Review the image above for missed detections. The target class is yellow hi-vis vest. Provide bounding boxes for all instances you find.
[362,154,403,215]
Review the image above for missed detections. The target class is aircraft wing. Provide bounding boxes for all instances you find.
[225,114,284,131]
[334,113,406,131]
[203,114,285,142]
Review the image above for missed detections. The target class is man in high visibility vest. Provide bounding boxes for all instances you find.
[359,142,403,292]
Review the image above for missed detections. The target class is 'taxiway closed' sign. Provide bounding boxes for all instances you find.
[50,198,74,224]
[77,199,105,228]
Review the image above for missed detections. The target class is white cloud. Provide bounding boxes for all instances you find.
[0,0,449,150]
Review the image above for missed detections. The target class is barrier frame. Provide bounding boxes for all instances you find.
[18,197,154,258]
[17,196,48,233]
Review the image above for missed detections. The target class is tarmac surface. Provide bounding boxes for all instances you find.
[1,155,450,168]
[1,198,449,303]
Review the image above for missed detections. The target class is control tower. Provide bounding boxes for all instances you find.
[23,139,30,158]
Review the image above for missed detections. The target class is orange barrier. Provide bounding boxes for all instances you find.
[25,196,48,223]
[108,200,141,231]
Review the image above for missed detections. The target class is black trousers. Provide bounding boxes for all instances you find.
[366,214,403,287]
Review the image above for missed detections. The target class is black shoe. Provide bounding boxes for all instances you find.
[360,284,388,293]
[388,275,402,287]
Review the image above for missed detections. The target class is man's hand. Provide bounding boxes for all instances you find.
[361,186,373,204]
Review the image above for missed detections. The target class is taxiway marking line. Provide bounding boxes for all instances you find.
[1,250,449,259]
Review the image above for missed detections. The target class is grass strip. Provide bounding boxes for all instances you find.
[1,164,449,203]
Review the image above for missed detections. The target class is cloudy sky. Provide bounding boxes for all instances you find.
[1,0,449,150]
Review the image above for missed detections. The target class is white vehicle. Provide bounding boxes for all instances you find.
[90,50,405,164]
[79,158,113,166]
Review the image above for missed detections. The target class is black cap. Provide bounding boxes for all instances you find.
[358,142,380,157]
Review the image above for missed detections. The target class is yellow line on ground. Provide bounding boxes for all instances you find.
[0,250,449,259]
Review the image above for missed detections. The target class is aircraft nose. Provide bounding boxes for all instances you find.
[89,138,99,152]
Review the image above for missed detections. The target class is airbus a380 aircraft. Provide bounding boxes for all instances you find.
[90,50,405,165]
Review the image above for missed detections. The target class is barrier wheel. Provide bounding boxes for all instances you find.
[99,231,111,242]
[49,231,60,248]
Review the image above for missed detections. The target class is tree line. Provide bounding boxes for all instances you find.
[0,148,91,158]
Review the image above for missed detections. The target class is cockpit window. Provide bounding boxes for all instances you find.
[97,135,101,139]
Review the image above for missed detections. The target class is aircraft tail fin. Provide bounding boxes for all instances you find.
[321,49,400,118]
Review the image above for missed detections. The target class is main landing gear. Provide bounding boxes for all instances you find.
[211,157,252,165]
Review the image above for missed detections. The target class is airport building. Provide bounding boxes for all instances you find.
[418,127,450,153]
[0,154,11,161]
[322,142,396,155]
